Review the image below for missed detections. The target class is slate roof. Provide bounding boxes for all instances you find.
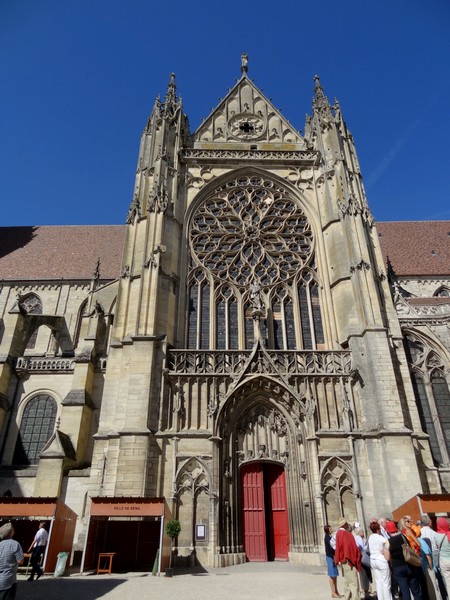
[0,226,126,281]
[377,221,450,277]
[0,221,448,282]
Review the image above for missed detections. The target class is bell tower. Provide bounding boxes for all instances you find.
[90,75,189,497]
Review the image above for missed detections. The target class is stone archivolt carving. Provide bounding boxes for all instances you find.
[238,406,288,437]
[236,405,290,467]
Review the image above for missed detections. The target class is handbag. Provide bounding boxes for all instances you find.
[361,544,371,568]
[401,535,421,567]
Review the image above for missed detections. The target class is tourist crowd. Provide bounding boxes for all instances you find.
[324,514,450,600]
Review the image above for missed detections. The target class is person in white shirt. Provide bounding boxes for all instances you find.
[419,514,444,600]
[368,521,392,600]
[378,518,390,540]
[27,522,48,581]
[420,515,438,553]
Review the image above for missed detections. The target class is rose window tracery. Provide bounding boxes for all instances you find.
[228,114,265,140]
[190,176,313,289]
[187,175,324,350]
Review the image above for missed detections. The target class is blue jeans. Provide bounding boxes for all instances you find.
[392,563,424,600]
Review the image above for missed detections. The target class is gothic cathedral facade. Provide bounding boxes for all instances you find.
[0,61,449,567]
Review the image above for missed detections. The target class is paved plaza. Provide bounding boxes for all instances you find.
[16,561,330,600]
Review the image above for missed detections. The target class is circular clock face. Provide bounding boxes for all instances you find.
[228,113,265,140]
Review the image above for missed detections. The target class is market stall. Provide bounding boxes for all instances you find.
[392,493,450,523]
[81,497,172,575]
[0,497,77,572]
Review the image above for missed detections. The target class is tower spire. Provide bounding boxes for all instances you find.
[312,74,332,117]
[165,73,176,105]
[162,72,180,120]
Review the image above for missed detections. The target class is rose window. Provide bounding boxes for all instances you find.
[228,114,265,140]
[190,176,313,289]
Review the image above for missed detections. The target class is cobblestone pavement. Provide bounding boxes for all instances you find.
[16,561,331,600]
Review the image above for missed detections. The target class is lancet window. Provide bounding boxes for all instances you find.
[187,174,325,350]
[404,334,450,466]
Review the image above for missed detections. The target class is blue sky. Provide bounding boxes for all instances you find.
[1,0,449,226]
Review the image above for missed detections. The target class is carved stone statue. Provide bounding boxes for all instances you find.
[250,280,262,311]
[241,53,248,74]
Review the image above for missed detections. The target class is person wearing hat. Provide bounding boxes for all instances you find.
[0,522,24,600]
[334,517,361,600]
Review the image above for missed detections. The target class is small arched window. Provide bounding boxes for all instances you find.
[13,394,57,465]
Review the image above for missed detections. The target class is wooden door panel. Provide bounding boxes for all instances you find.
[268,465,289,560]
[241,463,267,561]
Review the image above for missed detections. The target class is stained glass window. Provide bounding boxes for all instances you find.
[405,334,450,466]
[187,175,325,350]
[13,395,57,465]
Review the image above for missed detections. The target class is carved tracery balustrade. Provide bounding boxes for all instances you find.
[167,349,351,376]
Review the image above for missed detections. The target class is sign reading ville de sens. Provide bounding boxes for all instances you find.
[90,498,165,518]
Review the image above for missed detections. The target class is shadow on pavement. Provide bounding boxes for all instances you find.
[17,576,129,600]
[172,565,210,576]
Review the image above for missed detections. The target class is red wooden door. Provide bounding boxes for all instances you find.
[241,462,289,561]
[267,464,290,560]
[241,463,267,561]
